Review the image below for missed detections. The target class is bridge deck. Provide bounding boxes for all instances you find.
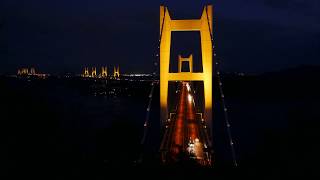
[160,82,211,166]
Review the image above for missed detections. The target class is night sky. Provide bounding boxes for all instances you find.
[1,0,319,74]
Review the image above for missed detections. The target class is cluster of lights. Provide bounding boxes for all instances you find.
[186,83,191,92]
[122,74,153,77]
[188,94,193,103]
[186,83,196,106]
[17,67,49,78]
[187,138,199,155]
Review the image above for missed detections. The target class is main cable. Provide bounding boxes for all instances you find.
[205,6,238,167]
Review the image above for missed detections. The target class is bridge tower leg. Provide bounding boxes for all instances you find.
[84,67,89,77]
[92,67,97,77]
[101,66,107,77]
[113,65,120,78]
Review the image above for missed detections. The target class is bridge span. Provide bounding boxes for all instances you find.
[160,82,212,166]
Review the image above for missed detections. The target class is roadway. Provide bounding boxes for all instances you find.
[161,82,208,164]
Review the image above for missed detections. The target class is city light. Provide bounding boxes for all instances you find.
[188,94,193,103]
[186,83,191,92]
[17,67,49,78]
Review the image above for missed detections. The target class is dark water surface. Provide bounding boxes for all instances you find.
[1,71,319,178]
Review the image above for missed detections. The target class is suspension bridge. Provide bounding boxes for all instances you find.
[140,4,237,167]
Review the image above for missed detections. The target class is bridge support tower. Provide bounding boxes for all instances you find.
[160,5,213,137]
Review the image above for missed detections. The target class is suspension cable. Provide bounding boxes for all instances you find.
[205,6,238,167]
[138,7,166,162]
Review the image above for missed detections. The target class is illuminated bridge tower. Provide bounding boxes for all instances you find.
[22,68,28,75]
[84,67,89,77]
[91,67,97,77]
[113,65,120,79]
[101,66,108,78]
[30,68,36,75]
[178,54,193,73]
[160,5,213,134]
